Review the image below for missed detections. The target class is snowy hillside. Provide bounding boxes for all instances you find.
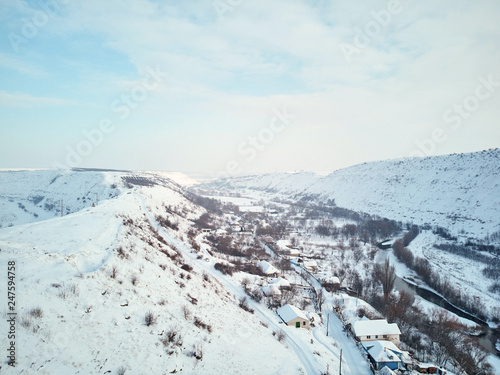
[0,169,189,229]
[0,169,369,374]
[0,169,119,228]
[206,149,500,239]
[213,171,320,195]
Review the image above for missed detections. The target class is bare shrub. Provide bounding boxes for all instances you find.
[248,290,263,303]
[214,262,233,276]
[144,311,156,326]
[111,265,118,279]
[194,316,212,333]
[116,246,128,259]
[190,343,203,361]
[131,275,138,286]
[69,284,78,295]
[274,329,286,342]
[241,277,251,292]
[20,315,32,329]
[161,329,183,348]
[116,366,127,375]
[238,297,254,314]
[182,305,191,320]
[29,307,43,319]
[156,215,179,231]
[181,264,193,272]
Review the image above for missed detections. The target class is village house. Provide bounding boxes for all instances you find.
[268,277,291,290]
[415,364,447,374]
[261,283,282,297]
[215,228,228,236]
[379,366,397,375]
[303,260,319,273]
[257,260,281,278]
[284,248,300,258]
[261,235,275,245]
[277,304,309,329]
[353,319,401,346]
[362,340,405,371]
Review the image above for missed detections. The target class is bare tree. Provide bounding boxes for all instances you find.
[376,258,396,300]
[353,247,364,263]
[316,288,325,312]
[299,297,309,311]
[240,277,251,293]
[278,258,292,274]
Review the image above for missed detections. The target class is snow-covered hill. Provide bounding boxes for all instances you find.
[0,169,118,228]
[0,169,189,229]
[205,149,500,239]
[0,169,363,374]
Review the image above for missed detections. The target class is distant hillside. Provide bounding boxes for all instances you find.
[0,169,192,228]
[203,149,500,239]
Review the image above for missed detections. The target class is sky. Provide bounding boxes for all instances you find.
[0,0,499,177]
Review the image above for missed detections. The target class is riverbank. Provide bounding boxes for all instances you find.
[376,246,500,358]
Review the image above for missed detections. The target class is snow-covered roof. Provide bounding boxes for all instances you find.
[261,284,281,296]
[353,319,401,337]
[277,304,308,323]
[323,276,340,284]
[362,340,402,364]
[379,366,397,375]
[257,260,279,275]
[276,239,291,250]
[303,260,318,268]
[269,277,291,287]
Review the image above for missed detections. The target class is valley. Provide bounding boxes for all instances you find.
[0,149,499,374]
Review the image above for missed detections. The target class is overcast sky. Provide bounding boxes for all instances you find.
[1,0,499,176]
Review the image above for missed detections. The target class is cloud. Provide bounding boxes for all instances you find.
[0,52,48,77]
[0,91,79,108]
[0,0,499,172]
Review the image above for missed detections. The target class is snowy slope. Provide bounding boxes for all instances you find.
[0,169,120,228]
[0,169,366,375]
[205,149,500,239]
[212,172,320,194]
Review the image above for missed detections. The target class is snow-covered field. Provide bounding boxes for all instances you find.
[406,231,499,318]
